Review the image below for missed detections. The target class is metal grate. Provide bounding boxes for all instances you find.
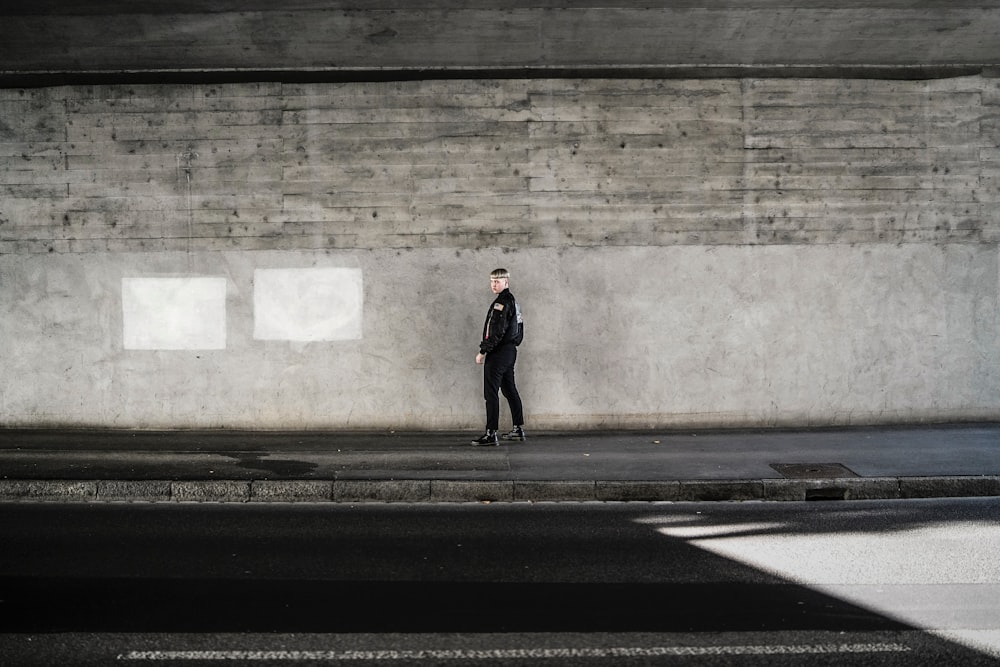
[770,462,859,479]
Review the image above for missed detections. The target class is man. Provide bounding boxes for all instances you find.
[472,268,526,446]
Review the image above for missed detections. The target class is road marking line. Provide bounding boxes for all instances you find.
[118,643,911,661]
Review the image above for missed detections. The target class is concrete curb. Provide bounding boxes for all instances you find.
[2,476,1000,503]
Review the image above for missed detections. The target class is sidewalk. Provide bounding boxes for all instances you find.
[0,423,998,503]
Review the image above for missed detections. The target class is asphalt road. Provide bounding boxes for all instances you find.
[2,498,999,666]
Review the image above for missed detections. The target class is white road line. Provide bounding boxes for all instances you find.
[118,643,911,661]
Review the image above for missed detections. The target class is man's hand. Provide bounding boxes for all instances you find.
[476,353,485,364]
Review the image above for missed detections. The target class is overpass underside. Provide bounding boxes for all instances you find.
[2,1,1000,86]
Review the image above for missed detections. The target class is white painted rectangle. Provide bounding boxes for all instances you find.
[122,277,227,350]
[253,267,363,341]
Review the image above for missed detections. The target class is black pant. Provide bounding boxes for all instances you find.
[483,344,523,431]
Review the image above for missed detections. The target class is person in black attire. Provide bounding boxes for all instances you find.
[472,268,526,446]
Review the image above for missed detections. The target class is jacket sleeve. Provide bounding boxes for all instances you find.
[479,297,512,354]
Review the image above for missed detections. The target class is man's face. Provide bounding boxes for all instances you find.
[490,277,508,294]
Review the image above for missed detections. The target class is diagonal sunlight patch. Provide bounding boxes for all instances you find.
[654,518,1000,658]
[653,522,786,539]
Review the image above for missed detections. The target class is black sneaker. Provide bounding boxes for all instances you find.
[500,426,526,442]
[471,430,499,446]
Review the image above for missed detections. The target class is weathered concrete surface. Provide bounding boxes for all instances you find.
[3,77,998,256]
[1,3,997,437]
[2,1,1000,85]
[1,76,998,428]
[0,77,1000,428]
[1,243,997,428]
[1,424,999,502]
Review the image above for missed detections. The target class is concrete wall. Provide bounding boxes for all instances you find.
[1,76,998,429]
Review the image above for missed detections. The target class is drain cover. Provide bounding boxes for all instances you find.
[770,463,859,479]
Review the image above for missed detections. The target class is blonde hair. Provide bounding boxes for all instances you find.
[490,268,510,280]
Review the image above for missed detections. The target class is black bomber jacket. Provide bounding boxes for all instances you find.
[479,288,520,355]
